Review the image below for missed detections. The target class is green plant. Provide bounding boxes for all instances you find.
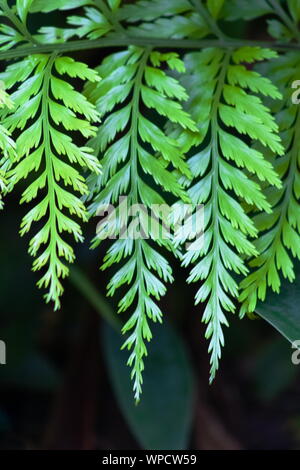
[1,0,300,400]
[0,81,15,209]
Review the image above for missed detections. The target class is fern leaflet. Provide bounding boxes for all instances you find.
[85,46,197,400]
[177,46,283,380]
[240,52,300,315]
[0,54,101,308]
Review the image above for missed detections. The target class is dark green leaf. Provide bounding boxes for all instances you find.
[0,408,10,433]
[250,338,297,402]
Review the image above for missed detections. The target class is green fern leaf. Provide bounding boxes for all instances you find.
[177,47,283,381]
[67,7,111,39]
[240,52,300,316]
[0,54,101,309]
[85,46,197,400]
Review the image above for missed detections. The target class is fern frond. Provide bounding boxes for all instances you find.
[117,0,209,39]
[0,83,16,209]
[0,54,101,308]
[34,0,123,42]
[177,47,283,381]
[240,52,300,316]
[67,6,111,39]
[0,22,23,51]
[85,46,197,400]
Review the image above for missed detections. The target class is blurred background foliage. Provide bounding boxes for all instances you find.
[1,1,300,450]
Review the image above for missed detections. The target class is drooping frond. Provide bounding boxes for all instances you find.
[85,46,197,400]
[176,47,283,380]
[117,0,210,38]
[240,52,300,315]
[0,83,16,209]
[0,54,101,308]
[0,0,29,50]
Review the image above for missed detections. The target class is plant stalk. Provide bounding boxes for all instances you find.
[1,37,300,61]
[69,266,122,333]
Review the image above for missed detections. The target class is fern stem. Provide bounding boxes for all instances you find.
[273,110,300,253]
[41,53,61,308]
[69,266,121,332]
[189,0,226,40]
[127,47,151,400]
[1,37,300,61]
[130,47,151,203]
[208,51,230,380]
[95,0,126,34]
[243,107,300,313]
[0,0,37,44]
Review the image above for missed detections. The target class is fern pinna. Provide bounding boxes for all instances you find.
[85,46,197,399]
[0,0,300,399]
[178,47,283,380]
[0,54,101,308]
[240,51,300,316]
